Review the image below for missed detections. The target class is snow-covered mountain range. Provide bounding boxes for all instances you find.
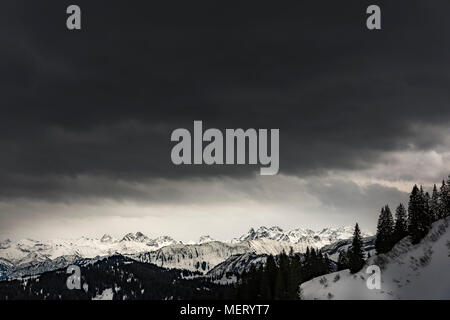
[233,226,371,248]
[0,225,372,279]
[0,232,180,266]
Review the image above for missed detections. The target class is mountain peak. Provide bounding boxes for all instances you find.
[121,232,149,242]
[198,235,215,244]
[100,234,114,243]
[0,239,11,249]
[236,225,286,242]
[146,235,179,248]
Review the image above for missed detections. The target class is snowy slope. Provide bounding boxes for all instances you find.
[132,241,250,272]
[6,255,82,278]
[132,238,305,273]
[300,217,450,299]
[321,236,376,262]
[207,253,268,279]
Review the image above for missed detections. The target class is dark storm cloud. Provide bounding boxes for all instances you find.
[1,0,450,199]
[306,178,409,215]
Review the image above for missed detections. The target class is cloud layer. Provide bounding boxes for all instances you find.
[1,1,450,238]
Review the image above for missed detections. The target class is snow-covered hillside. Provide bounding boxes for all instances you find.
[300,217,450,299]
[132,238,305,273]
[207,253,268,280]
[321,236,376,262]
[132,241,249,272]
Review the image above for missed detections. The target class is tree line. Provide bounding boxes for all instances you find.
[236,247,332,299]
[376,176,450,254]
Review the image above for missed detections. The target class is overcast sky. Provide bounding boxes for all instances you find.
[1,1,450,241]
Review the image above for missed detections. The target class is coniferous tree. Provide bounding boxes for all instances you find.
[348,223,365,273]
[323,253,332,274]
[236,251,312,300]
[310,248,317,276]
[429,184,440,222]
[274,250,290,299]
[424,190,431,225]
[393,203,408,243]
[442,177,450,218]
[439,180,447,219]
[408,185,429,244]
[375,205,394,254]
[303,247,311,279]
[237,264,260,299]
[287,249,302,297]
[337,251,349,271]
[260,255,277,299]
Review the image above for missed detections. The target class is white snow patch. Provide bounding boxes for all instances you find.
[92,288,114,300]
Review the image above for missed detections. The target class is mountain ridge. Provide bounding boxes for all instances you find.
[0,225,373,278]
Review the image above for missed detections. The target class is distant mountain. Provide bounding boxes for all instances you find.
[6,254,82,279]
[132,241,249,273]
[0,225,372,279]
[121,232,150,242]
[100,234,115,243]
[198,235,215,244]
[0,239,11,250]
[132,238,307,274]
[147,236,181,249]
[233,225,372,249]
[0,232,179,267]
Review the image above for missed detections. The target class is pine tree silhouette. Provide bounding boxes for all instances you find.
[443,177,450,217]
[375,205,394,254]
[408,185,430,244]
[429,184,440,222]
[393,203,408,243]
[348,223,365,273]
